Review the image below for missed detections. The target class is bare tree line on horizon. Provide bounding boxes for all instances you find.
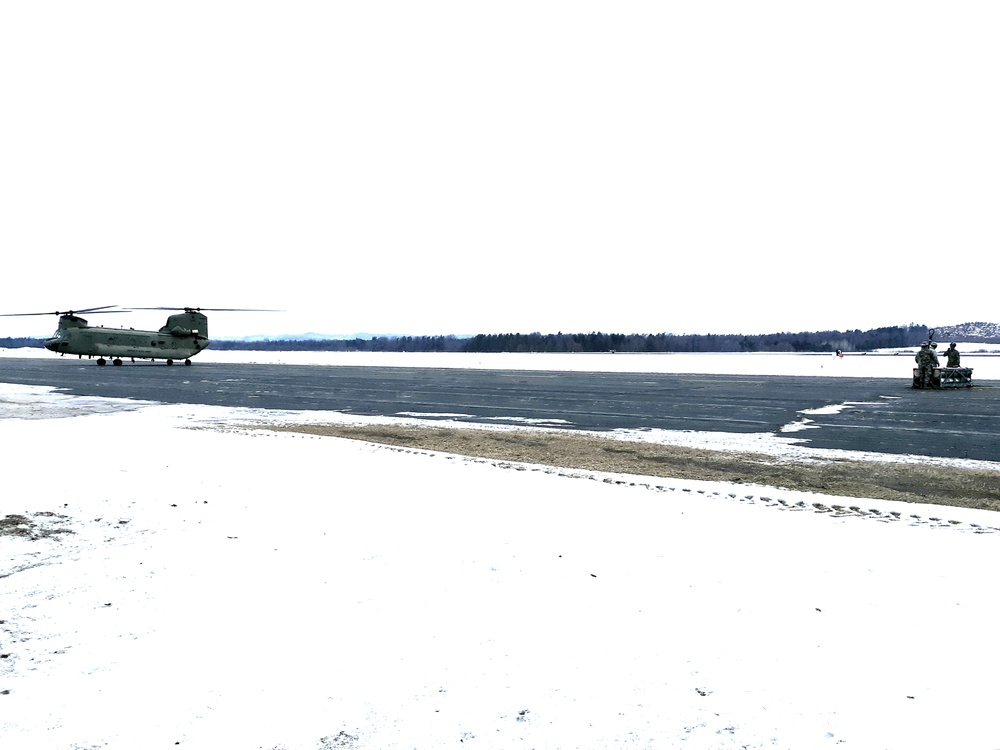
[6,323,998,355]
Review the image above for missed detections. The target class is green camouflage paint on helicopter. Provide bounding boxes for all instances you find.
[46,307,209,365]
[2,306,275,365]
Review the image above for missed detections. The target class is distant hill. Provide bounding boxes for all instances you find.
[932,322,1000,343]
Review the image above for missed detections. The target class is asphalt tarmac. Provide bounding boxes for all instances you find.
[2,357,999,463]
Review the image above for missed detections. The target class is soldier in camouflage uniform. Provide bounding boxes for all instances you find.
[914,341,939,388]
[944,342,961,368]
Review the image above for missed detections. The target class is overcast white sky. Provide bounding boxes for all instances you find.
[2,2,997,340]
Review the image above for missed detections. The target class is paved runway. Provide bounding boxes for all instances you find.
[2,357,999,462]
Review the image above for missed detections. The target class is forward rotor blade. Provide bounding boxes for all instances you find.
[131,307,283,312]
[0,305,123,317]
[70,305,125,315]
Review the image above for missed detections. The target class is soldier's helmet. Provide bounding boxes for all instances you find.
[921,341,930,347]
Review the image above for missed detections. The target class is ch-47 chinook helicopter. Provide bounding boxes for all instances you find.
[1,305,273,366]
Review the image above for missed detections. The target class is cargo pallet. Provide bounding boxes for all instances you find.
[912,367,973,389]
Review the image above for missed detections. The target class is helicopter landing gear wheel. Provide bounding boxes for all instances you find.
[113,358,123,366]
[97,358,107,366]
[184,359,192,365]
[166,359,174,366]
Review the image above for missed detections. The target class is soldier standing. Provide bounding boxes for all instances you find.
[944,342,961,368]
[914,341,939,388]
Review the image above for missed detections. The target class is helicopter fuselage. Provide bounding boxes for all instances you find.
[44,311,210,364]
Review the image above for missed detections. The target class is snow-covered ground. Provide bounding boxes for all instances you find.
[2,351,999,750]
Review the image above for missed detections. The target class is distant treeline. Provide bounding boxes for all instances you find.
[460,325,934,353]
[207,324,936,353]
[2,325,977,354]
[0,337,45,349]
